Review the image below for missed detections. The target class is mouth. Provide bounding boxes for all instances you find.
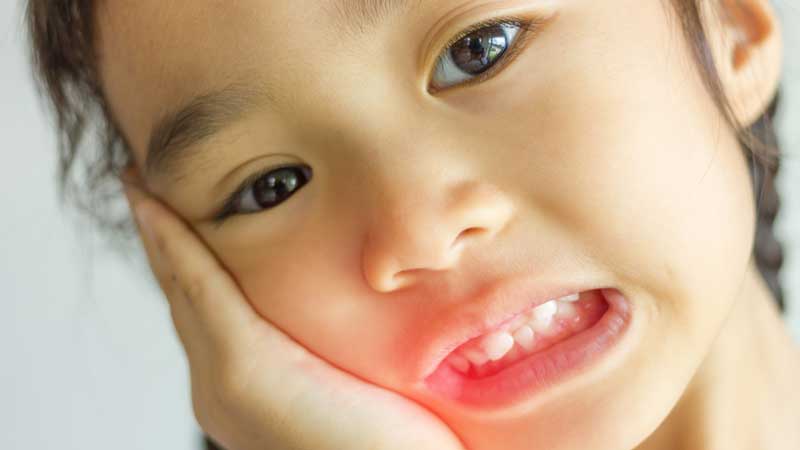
[422,287,631,408]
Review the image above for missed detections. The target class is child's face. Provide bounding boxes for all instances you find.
[98,0,779,448]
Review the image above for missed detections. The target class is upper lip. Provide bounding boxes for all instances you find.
[413,273,602,382]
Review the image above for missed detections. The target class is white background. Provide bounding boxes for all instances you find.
[2,1,799,449]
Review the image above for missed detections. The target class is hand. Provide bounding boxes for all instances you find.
[120,169,466,450]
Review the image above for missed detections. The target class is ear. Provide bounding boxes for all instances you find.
[704,0,783,127]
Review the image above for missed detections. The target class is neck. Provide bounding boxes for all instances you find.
[637,260,800,450]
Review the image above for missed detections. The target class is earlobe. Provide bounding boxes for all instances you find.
[709,0,783,126]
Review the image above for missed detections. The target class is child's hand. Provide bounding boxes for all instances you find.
[120,170,465,450]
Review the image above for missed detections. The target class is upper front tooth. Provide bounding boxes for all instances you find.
[480,331,515,361]
[530,300,558,332]
[556,293,580,302]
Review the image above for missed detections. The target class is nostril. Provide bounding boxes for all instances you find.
[456,227,486,243]
[386,228,488,290]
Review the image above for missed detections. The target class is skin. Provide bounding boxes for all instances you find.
[102,0,800,448]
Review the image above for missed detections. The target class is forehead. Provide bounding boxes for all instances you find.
[94,0,428,170]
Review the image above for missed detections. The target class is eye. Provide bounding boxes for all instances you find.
[213,164,312,227]
[429,17,541,92]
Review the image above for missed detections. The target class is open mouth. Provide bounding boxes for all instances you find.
[423,288,631,408]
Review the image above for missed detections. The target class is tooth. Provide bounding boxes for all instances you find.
[512,325,535,351]
[481,331,515,361]
[530,300,557,333]
[448,353,471,373]
[556,301,577,318]
[556,293,580,302]
[460,347,490,366]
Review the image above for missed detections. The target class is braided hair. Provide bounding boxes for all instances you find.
[749,93,785,311]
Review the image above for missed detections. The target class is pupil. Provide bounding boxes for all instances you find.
[450,24,508,75]
[253,167,301,207]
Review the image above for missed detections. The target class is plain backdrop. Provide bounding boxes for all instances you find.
[2,1,799,449]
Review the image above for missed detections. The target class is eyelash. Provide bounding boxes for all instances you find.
[212,15,544,227]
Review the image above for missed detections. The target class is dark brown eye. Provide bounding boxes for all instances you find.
[232,165,312,215]
[450,24,509,75]
[430,20,526,91]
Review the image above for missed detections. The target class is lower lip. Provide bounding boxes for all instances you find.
[423,288,631,408]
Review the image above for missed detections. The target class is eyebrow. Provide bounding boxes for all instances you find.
[145,0,422,184]
[145,81,272,182]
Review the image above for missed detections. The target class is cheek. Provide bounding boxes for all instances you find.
[216,224,360,337]
[478,0,757,340]
[211,216,417,386]
[506,48,757,342]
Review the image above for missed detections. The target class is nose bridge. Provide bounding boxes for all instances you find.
[344,103,517,293]
[297,68,517,292]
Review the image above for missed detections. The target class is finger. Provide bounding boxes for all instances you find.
[121,169,261,348]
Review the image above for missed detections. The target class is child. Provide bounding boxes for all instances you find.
[27,0,798,449]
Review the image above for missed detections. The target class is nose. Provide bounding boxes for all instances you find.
[361,178,516,292]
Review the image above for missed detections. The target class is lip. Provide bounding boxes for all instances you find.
[423,288,631,408]
[412,274,608,382]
